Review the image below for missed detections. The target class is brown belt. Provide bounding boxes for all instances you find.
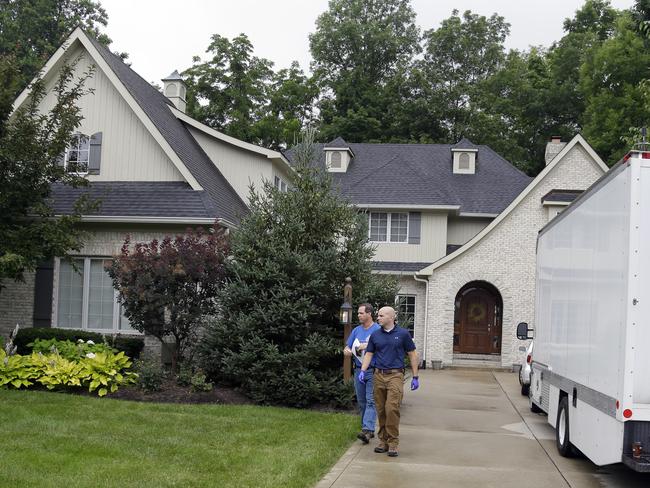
[374,368,405,374]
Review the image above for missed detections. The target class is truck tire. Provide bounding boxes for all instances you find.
[531,401,543,413]
[556,397,574,457]
[521,383,530,396]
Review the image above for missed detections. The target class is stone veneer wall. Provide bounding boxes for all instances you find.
[425,145,606,367]
[396,276,427,360]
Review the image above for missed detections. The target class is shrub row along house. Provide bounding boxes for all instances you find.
[0,28,609,368]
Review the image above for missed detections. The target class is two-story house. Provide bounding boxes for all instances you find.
[291,135,608,368]
[0,28,291,346]
[1,28,610,370]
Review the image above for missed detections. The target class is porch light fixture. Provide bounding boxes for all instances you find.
[340,277,353,381]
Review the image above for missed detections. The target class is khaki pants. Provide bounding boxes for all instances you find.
[373,371,404,449]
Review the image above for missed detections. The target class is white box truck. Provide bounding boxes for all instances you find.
[517,148,650,471]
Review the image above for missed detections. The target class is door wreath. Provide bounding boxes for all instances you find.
[468,303,487,323]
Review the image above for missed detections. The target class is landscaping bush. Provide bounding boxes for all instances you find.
[0,348,137,396]
[14,327,144,359]
[133,358,166,392]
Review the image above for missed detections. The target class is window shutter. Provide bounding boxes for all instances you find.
[88,132,102,174]
[408,212,421,244]
[32,259,54,327]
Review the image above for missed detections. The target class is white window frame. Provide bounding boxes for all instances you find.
[274,175,288,192]
[53,257,141,335]
[64,133,90,175]
[396,294,416,337]
[368,212,409,243]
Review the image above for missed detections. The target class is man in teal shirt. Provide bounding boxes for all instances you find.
[344,303,380,444]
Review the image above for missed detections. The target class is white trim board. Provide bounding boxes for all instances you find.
[171,106,292,170]
[416,134,609,276]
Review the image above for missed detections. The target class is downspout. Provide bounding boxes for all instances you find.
[413,273,429,369]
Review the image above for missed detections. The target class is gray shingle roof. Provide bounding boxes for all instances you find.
[324,137,348,148]
[372,261,433,273]
[541,189,583,203]
[285,140,532,214]
[452,137,480,150]
[84,35,249,224]
[50,182,216,219]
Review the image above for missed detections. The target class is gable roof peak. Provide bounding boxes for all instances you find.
[452,137,480,151]
[162,70,183,81]
[324,136,348,148]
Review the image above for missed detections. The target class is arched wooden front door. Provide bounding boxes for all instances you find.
[454,282,502,355]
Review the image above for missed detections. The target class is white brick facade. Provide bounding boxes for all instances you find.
[421,144,606,367]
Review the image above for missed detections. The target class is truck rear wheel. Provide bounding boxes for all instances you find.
[556,397,574,457]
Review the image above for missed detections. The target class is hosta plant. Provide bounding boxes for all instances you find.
[0,350,42,388]
[79,351,137,397]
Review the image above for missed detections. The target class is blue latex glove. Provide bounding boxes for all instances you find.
[358,370,366,383]
[410,377,419,391]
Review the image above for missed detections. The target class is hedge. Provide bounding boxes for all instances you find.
[14,328,144,359]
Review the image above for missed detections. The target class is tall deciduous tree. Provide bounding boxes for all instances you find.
[184,34,274,144]
[0,60,95,287]
[0,0,112,101]
[580,11,650,163]
[310,0,420,142]
[199,129,398,407]
[416,9,510,144]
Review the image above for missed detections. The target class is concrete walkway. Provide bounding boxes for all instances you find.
[315,369,650,488]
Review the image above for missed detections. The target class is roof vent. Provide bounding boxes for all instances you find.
[162,70,187,113]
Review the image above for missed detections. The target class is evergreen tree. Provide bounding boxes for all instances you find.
[199,129,397,407]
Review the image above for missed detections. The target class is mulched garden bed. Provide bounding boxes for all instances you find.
[107,378,253,405]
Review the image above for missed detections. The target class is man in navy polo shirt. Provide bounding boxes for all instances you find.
[343,303,380,444]
[358,306,419,457]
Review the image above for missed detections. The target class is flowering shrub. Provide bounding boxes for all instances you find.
[0,348,137,396]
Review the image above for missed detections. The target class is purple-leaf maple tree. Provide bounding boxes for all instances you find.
[107,226,229,371]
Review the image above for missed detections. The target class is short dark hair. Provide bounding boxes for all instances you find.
[358,303,373,315]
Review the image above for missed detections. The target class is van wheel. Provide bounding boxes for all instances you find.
[556,397,574,457]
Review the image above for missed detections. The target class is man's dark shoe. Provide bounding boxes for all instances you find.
[356,431,370,444]
[387,449,399,457]
[374,444,388,453]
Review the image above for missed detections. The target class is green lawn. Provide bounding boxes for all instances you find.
[0,389,357,488]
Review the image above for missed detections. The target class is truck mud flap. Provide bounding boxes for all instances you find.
[622,421,650,472]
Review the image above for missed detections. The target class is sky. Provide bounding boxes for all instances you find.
[99,0,636,84]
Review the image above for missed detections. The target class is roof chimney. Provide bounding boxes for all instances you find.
[544,136,566,165]
[162,70,187,113]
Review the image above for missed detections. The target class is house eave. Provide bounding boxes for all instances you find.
[72,215,236,227]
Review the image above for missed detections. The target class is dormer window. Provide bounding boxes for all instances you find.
[324,137,354,172]
[451,138,479,175]
[452,148,477,174]
[65,134,90,174]
[458,152,470,170]
[330,151,342,169]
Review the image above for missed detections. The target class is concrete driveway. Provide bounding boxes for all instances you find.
[315,369,650,488]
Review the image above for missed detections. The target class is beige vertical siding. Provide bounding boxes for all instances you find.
[39,46,184,182]
[371,212,448,262]
[446,217,492,245]
[188,128,272,203]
